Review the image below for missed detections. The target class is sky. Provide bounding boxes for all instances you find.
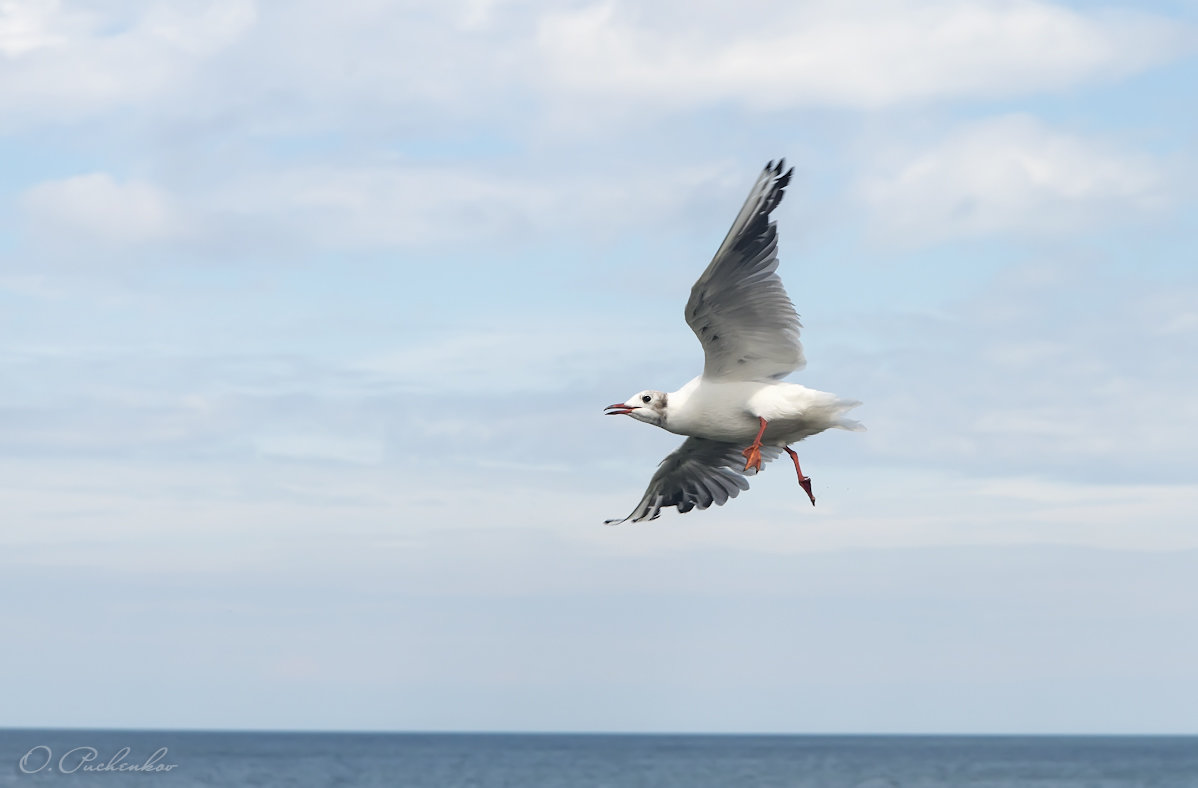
[1,0,1197,734]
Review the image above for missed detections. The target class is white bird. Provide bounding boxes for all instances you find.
[604,160,862,524]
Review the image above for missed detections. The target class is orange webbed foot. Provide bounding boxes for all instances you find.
[742,416,769,473]
[741,444,763,473]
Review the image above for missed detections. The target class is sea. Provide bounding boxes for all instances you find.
[1,731,1196,787]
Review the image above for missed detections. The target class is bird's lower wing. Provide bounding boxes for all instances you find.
[606,437,782,524]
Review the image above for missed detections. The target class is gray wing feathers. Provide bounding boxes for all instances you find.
[686,159,805,381]
[606,437,782,524]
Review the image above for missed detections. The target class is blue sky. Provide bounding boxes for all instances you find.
[1,0,1197,733]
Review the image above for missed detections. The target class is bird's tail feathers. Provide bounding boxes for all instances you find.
[832,398,865,432]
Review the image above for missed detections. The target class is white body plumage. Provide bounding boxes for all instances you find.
[662,376,862,445]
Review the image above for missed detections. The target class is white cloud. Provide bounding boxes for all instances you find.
[3,452,1197,582]
[22,172,187,245]
[218,164,555,247]
[859,115,1168,242]
[535,0,1191,111]
[30,158,703,256]
[840,259,1198,483]
[0,0,1189,134]
[199,157,738,251]
[0,0,66,56]
[254,432,384,465]
[0,0,255,124]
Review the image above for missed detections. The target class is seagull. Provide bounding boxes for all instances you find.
[604,159,862,524]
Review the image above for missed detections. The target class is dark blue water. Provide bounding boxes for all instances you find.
[1,731,1195,787]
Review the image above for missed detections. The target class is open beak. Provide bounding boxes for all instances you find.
[604,403,634,416]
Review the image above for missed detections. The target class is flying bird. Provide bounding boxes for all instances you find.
[604,160,862,524]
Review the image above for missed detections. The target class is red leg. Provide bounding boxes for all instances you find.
[741,417,768,472]
[784,446,815,506]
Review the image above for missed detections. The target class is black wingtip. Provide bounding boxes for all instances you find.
[769,157,792,183]
[754,158,792,216]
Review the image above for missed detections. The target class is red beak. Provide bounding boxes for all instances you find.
[604,403,634,416]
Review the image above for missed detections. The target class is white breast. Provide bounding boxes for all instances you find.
[664,378,771,442]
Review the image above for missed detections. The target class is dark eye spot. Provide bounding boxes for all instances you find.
[641,395,651,404]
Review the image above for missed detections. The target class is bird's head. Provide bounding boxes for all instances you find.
[604,390,668,426]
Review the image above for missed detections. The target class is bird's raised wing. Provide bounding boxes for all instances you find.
[606,437,782,524]
[685,159,804,381]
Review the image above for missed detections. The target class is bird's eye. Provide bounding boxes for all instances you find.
[641,395,652,404]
